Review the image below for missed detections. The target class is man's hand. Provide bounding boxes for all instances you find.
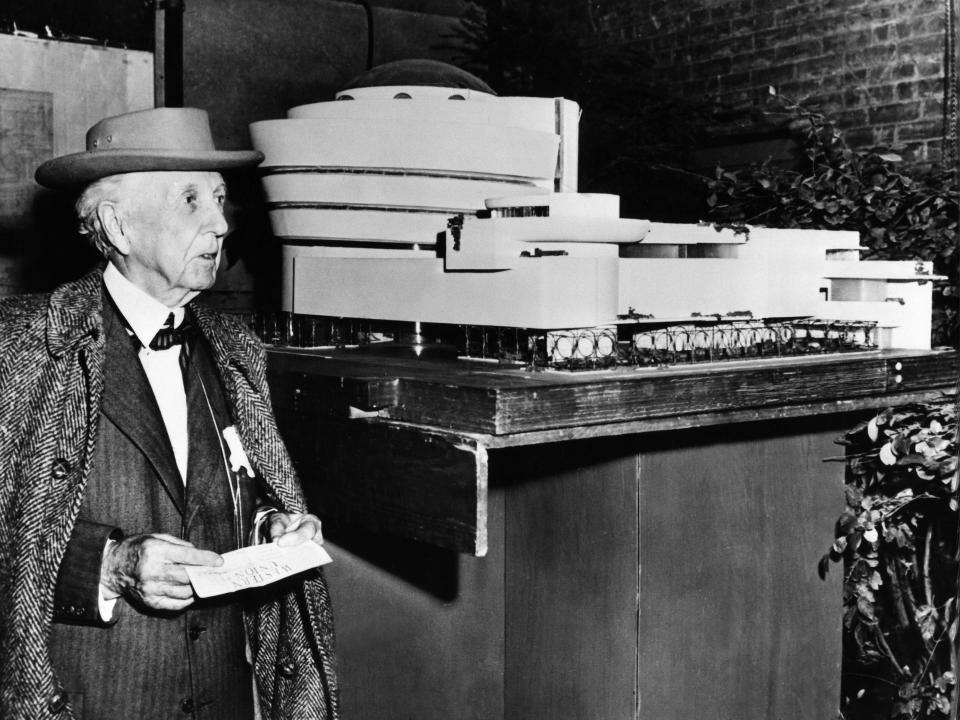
[268,513,324,547]
[101,533,223,611]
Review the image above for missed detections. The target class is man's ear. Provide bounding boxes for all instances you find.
[98,201,131,256]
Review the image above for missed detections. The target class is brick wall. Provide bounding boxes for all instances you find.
[592,0,952,168]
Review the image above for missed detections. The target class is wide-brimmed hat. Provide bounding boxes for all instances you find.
[35,107,264,188]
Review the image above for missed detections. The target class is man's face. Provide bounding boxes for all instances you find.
[117,171,228,306]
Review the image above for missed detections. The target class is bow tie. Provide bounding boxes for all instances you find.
[149,313,197,351]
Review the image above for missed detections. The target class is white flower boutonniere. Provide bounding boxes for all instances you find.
[222,425,255,478]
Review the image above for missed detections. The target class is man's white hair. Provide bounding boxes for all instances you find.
[75,174,129,258]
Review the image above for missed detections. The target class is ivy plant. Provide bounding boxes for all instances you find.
[821,396,958,719]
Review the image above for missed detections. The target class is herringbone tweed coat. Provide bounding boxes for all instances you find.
[0,267,339,720]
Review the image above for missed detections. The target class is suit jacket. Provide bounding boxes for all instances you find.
[0,267,339,720]
[48,294,257,719]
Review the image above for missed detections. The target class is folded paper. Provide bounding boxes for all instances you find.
[186,541,332,598]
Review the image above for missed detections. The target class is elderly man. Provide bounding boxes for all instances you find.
[0,108,338,719]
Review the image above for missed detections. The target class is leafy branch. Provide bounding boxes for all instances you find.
[821,396,959,719]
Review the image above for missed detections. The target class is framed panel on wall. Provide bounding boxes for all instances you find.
[0,33,153,294]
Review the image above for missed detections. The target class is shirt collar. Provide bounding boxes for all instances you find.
[103,263,185,348]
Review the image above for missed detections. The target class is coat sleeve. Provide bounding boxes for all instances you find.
[52,519,122,627]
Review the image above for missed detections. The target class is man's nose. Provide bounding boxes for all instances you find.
[207,202,229,236]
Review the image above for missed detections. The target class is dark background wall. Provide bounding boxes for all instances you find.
[591,0,954,168]
[180,0,469,309]
[0,0,469,308]
[1,0,954,306]
[3,0,953,183]
[183,0,469,153]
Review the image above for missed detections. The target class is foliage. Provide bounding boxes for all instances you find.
[705,97,958,347]
[821,395,958,719]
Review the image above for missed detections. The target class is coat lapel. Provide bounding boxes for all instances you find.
[46,268,104,359]
[191,304,306,514]
[100,291,185,513]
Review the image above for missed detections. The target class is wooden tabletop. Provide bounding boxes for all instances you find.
[267,346,957,447]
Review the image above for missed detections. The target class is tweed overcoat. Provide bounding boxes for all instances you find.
[0,267,339,720]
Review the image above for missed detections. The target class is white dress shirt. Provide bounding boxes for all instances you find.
[97,264,196,619]
[103,263,190,482]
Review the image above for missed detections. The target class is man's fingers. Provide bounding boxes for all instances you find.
[152,563,204,587]
[104,534,223,608]
[138,589,195,612]
[165,545,223,568]
[276,515,323,547]
[139,579,196,601]
[154,598,193,611]
[148,533,193,546]
[268,514,290,540]
[141,537,222,568]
